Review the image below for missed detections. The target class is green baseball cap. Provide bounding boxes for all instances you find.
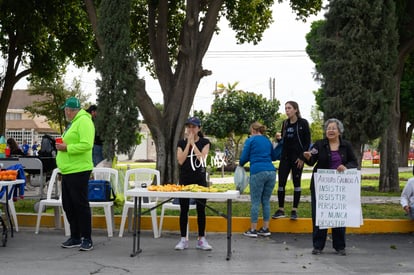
[61,97,81,109]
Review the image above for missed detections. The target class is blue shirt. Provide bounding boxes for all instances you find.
[239,135,276,175]
[22,144,30,155]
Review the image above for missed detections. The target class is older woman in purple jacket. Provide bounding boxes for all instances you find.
[304,118,358,256]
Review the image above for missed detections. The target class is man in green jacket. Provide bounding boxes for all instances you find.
[56,97,95,251]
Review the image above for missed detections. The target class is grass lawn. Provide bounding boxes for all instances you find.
[12,162,411,219]
[15,199,406,219]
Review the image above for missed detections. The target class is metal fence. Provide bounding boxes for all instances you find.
[5,129,59,155]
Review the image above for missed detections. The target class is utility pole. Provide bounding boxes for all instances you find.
[269,77,275,100]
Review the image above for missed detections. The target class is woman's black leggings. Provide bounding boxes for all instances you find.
[277,158,303,208]
[179,198,206,237]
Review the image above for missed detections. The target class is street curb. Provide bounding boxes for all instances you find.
[18,214,414,235]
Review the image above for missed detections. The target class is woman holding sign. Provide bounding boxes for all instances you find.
[304,118,358,256]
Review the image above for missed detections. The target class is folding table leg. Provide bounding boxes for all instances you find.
[131,197,142,257]
[226,199,232,261]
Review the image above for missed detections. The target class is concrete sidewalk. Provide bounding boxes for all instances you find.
[210,166,413,184]
[1,228,414,274]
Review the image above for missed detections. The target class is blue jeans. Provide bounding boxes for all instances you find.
[249,170,276,223]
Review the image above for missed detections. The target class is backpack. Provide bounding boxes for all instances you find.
[38,135,57,157]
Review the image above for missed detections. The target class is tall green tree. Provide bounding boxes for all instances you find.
[85,0,323,183]
[25,75,89,134]
[94,0,140,160]
[379,0,414,192]
[308,1,414,192]
[202,90,280,164]
[306,0,398,165]
[398,53,414,166]
[0,0,97,134]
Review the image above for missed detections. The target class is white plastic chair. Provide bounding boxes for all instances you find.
[0,191,19,232]
[89,167,119,238]
[119,168,160,238]
[35,168,70,236]
[158,198,196,238]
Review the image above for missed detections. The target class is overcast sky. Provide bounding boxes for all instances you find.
[16,2,325,121]
[195,3,325,121]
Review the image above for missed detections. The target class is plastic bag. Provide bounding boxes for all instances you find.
[234,166,249,194]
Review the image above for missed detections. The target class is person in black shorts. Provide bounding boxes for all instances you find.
[175,117,212,251]
[272,101,310,220]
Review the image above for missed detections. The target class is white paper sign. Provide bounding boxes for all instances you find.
[315,169,363,228]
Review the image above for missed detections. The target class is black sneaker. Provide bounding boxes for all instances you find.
[271,209,285,219]
[79,238,94,251]
[257,227,271,237]
[61,238,81,248]
[290,210,298,220]
[312,248,322,255]
[335,249,346,256]
[243,229,258,238]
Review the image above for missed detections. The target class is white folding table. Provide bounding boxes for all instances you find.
[125,188,240,260]
[0,179,25,238]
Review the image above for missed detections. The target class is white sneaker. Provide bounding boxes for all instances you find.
[174,238,188,250]
[196,237,212,251]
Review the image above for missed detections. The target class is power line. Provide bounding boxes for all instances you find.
[207,50,305,53]
[205,49,308,59]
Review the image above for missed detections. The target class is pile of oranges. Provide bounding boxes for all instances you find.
[0,170,18,181]
[146,184,224,193]
[147,184,182,192]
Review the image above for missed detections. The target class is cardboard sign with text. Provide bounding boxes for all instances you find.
[315,169,363,228]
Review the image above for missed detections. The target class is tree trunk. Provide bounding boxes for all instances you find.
[398,112,414,166]
[135,1,222,184]
[379,123,400,192]
[133,74,202,184]
[379,0,414,189]
[153,126,180,185]
[0,81,13,136]
[379,72,401,192]
[0,51,30,135]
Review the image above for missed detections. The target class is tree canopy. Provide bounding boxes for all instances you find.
[85,0,323,183]
[25,75,89,134]
[203,89,280,163]
[306,0,398,162]
[94,0,140,159]
[0,0,97,134]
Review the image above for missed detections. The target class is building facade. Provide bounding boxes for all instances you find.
[5,90,59,154]
[5,89,156,160]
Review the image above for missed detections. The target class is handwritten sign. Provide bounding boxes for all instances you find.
[315,169,363,228]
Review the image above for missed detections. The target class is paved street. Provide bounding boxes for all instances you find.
[1,228,413,274]
[1,167,413,274]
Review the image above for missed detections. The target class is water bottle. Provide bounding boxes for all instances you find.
[0,136,6,158]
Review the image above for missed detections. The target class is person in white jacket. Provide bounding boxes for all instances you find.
[400,177,414,220]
